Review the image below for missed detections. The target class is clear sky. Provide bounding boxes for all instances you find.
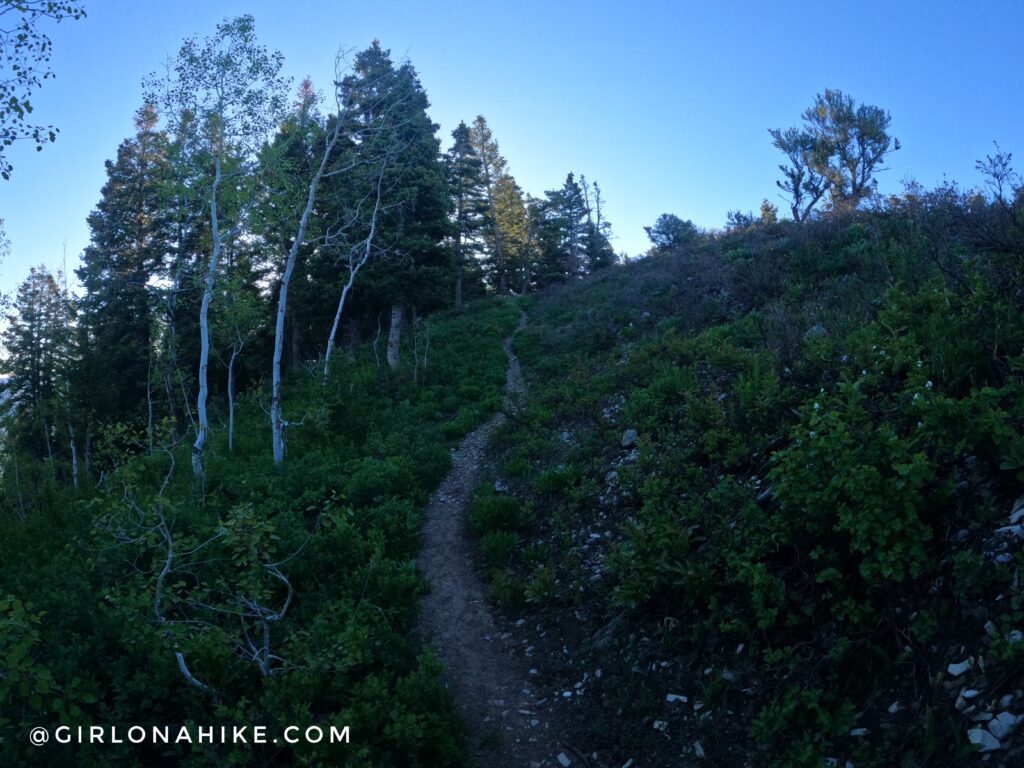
[1,0,1022,293]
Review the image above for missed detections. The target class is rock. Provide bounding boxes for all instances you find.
[953,528,971,543]
[653,720,668,732]
[1010,496,1024,525]
[962,689,982,699]
[948,658,973,676]
[888,702,902,715]
[968,728,1002,752]
[973,712,994,722]
[557,753,572,767]
[849,728,869,737]
[1000,694,1015,708]
[621,429,639,448]
[804,323,827,340]
[988,712,1021,740]
[1007,630,1024,644]
[694,740,705,758]
[995,524,1024,539]
[666,693,688,703]
[494,479,509,493]
[985,621,1000,639]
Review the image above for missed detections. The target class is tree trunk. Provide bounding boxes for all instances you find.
[271,116,343,465]
[68,434,79,490]
[192,154,223,478]
[454,228,463,309]
[324,175,384,381]
[228,343,240,452]
[386,304,403,370]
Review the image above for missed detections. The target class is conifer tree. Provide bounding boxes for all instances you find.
[3,265,75,465]
[445,121,488,307]
[76,105,172,427]
[345,42,451,370]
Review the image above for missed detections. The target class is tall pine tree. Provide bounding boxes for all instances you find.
[76,105,172,427]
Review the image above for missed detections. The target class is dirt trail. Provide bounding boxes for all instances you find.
[419,311,566,768]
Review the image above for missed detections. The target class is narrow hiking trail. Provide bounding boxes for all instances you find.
[419,311,570,768]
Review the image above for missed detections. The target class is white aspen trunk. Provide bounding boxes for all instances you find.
[65,405,79,490]
[228,343,239,452]
[68,433,79,490]
[271,118,342,465]
[42,415,55,481]
[323,172,385,381]
[386,304,403,370]
[192,153,222,478]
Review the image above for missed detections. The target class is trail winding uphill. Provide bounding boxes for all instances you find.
[419,311,569,768]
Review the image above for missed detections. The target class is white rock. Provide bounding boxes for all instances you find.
[1010,497,1024,525]
[849,728,869,737]
[995,524,1024,538]
[968,728,1001,752]
[999,694,1015,708]
[653,720,667,732]
[973,712,994,722]
[888,702,902,715]
[666,693,688,703]
[620,761,634,768]
[985,620,1000,639]
[962,689,982,699]
[694,741,705,758]
[557,753,572,767]
[947,658,973,676]
[988,712,1021,740]
[620,429,639,448]
[1007,630,1024,644]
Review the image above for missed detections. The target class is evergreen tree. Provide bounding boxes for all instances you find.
[445,121,488,307]
[491,175,533,292]
[76,105,172,426]
[531,173,589,284]
[2,265,75,463]
[343,42,452,368]
[468,116,512,293]
[581,177,616,270]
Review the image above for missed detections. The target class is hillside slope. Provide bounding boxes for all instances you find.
[473,200,1024,767]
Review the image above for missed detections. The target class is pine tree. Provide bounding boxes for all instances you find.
[581,177,616,271]
[76,105,172,427]
[445,121,488,307]
[3,265,75,464]
[468,116,513,294]
[344,42,452,369]
[491,175,533,292]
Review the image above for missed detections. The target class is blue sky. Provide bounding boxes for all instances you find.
[1,0,1022,293]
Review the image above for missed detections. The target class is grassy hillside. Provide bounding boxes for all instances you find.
[476,198,1024,766]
